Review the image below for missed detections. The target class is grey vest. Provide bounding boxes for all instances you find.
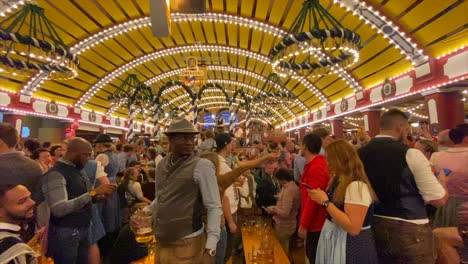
[154,154,203,243]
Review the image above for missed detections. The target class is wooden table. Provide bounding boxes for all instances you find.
[131,255,153,264]
[241,227,290,264]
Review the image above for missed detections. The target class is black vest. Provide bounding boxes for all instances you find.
[358,137,427,220]
[48,161,92,227]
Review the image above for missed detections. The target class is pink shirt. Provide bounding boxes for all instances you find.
[431,147,468,199]
[272,181,301,230]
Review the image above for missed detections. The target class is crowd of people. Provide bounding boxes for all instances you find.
[0,108,466,264]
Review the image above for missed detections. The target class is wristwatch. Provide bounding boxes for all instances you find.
[205,248,216,257]
[321,200,331,208]
[89,190,97,197]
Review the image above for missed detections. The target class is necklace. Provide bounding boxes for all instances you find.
[170,155,184,166]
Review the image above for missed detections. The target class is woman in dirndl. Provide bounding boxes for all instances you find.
[307,140,379,264]
[83,159,107,264]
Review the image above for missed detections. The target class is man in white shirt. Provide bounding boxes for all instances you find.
[358,108,447,264]
[215,133,239,263]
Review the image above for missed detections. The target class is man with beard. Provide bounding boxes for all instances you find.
[0,184,39,264]
[358,109,447,263]
[42,138,117,264]
[93,134,121,259]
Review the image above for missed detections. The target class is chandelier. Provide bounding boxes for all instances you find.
[269,0,360,77]
[256,73,296,106]
[108,74,149,110]
[0,4,78,79]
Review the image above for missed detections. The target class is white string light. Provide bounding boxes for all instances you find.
[146,68,309,111]
[345,116,364,121]
[0,0,30,17]
[345,120,360,127]
[22,12,359,99]
[76,45,327,109]
[282,75,468,131]
[333,0,428,66]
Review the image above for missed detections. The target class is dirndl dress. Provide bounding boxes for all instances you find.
[83,160,106,244]
[101,150,121,233]
[316,180,378,264]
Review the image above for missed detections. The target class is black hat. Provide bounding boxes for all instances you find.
[94,134,113,144]
[214,133,232,152]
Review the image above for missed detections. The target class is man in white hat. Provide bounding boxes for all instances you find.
[151,117,221,263]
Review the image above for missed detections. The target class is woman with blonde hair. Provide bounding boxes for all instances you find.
[308,139,378,263]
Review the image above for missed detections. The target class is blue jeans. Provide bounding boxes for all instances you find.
[215,227,227,264]
[47,225,90,264]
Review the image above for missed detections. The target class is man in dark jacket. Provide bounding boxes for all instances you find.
[255,160,280,214]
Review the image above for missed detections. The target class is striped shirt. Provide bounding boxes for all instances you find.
[0,223,36,264]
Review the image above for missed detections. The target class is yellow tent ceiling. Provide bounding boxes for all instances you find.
[0,0,466,125]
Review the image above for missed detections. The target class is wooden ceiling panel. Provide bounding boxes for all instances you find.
[77,58,107,78]
[213,22,227,45]
[280,0,305,29]
[398,0,458,32]
[413,1,468,45]
[322,78,348,97]
[267,0,290,26]
[254,0,270,22]
[426,29,468,58]
[95,0,126,22]
[240,0,255,17]
[239,26,250,50]
[201,21,217,44]
[259,34,275,56]
[211,0,225,12]
[379,0,418,19]
[34,91,75,105]
[129,30,156,54]
[353,48,406,80]
[113,0,142,19]
[75,0,113,28]
[226,0,238,14]
[0,0,465,124]
[361,59,412,88]
[0,77,23,92]
[43,0,100,33]
[226,24,239,47]
[329,88,355,103]
[190,21,207,43]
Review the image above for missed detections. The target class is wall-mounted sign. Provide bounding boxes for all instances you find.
[381,79,396,99]
[186,56,198,69]
[340,99,348,112]
[89,111,97,122]
[180,69,205,77]
[46,100,59,115]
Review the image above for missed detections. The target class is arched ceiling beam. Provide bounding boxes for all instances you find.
[155,80,293,122]
[21,12,367,100]
[333,0,427,65]
[107,68,303,119]
[75,45,328,108]
[144,67,307,111]
[111,80,288,124]
[176,99,282,124]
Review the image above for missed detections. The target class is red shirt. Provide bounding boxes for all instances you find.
[299,155,329,232]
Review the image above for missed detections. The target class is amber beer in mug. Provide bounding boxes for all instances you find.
[132,210,155,244]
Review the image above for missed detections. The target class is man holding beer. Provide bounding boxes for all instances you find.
[133,117,222,264]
